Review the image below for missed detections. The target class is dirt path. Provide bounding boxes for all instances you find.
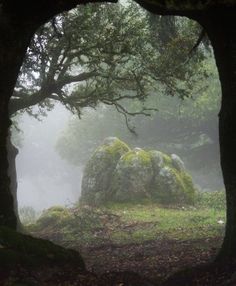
[79,237,221,284]
[1,234,231,285]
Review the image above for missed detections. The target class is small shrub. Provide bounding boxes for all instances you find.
[195,190,226,210]
[36,206,69,229]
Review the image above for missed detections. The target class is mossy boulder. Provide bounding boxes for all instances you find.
[112,148,154,202]
[148,151,195,204]
[81,137,130,205]
[36,206,70,229]
[80,138,196,205]
[151,166,195,204]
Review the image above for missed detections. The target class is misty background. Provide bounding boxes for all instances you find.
[14,96,223,212]
[15,104,82,211]
[11,2,224,213]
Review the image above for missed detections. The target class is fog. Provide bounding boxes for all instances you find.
[15,99,223,212]
[13,6,223,212]
[16,104,82,211]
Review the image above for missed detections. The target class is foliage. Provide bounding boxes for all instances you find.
[31,205,120,246]
[36,206,70,229]
[11,2,207,122]
[56,53,220,171]
[195,190,226,210]
[56,106,135,165]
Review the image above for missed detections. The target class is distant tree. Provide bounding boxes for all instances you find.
[56,106,132,166]
[56,52,219,168]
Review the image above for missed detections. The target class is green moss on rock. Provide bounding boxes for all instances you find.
[80,138,196,205]
[151,166,195,205]
[80,137,130,205]
[99,137,130,158]
[179,171,196,203]
[112,148,154,202]
[121,148,152,166]
[171,154,185,171]
[36,206,70,229]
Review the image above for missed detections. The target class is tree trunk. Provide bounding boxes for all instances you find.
[0,101,16,228]
[0,0,113,230]
[0,18,35,229]
[7,136,21,229]
[200,10,236,261]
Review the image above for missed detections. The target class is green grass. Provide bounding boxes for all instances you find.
[29,191,226,247]
[103,203,225,243]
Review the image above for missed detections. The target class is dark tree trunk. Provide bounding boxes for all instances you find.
[199,9,236,261]
[7,136,21,228]
[0,100,16,228]
[0,17,35,229]
[0,0,113,230]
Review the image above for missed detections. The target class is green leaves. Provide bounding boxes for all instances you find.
[13,2,208,120]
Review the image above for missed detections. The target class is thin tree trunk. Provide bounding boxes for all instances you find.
[7,136,21,228]
[200,10,236,261]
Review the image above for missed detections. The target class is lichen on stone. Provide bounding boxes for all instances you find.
[171,153,185,171]
[112,148,153,202]
[80,137,196,205]
[80,137,130,205]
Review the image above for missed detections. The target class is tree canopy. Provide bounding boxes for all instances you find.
[10,2,206,122]
[56,51,222,189]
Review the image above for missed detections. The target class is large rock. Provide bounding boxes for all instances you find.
[80,137,130,205]
[112,148,154,202]
[80,138,196,205]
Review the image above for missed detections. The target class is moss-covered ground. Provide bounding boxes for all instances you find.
[3,190,226,285]
[28,191,225,247]
[104,203,225,243]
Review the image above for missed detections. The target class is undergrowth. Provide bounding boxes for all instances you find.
[25,190,226,247]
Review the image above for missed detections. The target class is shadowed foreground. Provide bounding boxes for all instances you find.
[1,226,236,285]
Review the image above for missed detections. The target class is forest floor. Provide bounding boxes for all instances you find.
[79,235,221,285]
[17,200,233,285]
[3,200,236,286]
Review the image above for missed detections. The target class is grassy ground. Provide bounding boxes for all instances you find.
[27,193,225,247]
[18,191,227,285]
[104,203,225,242]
